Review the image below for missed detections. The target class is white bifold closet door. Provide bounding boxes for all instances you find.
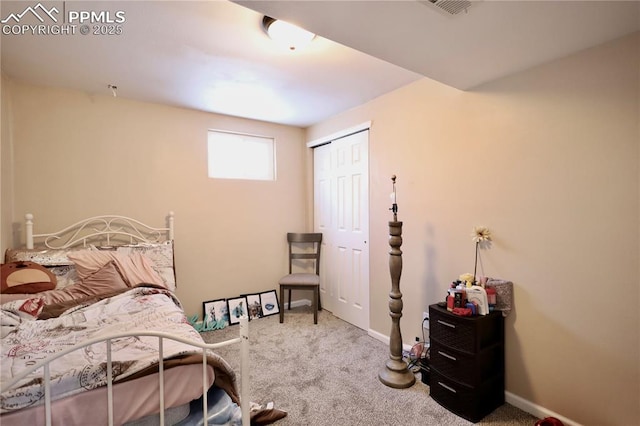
[313,130,369,331]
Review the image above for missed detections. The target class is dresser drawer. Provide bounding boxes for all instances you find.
[430,369,505,423]
[429,304,503,353]
[430,340,504,387]
[430,309,476,353]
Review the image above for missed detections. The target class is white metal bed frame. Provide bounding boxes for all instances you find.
[2,212,250,426]
[24,212,176,249]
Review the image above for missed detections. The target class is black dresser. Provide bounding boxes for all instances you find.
[429,304,505,423]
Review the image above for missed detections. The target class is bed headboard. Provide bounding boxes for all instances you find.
[25,212,174,249]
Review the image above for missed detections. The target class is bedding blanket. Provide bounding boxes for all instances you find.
[0,286,238,413]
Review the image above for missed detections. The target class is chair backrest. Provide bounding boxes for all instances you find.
[287,233,322,275]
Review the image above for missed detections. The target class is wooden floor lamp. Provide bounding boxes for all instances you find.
[378,175,416,389]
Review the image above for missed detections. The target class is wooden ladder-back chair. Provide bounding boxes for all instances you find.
[278,232,323,324]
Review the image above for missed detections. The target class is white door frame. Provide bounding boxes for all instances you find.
[309,122,371,330]
[306,122,372,149]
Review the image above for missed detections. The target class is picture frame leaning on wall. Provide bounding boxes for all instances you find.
[244,293,263,320]
[259,290,280,317]
[227,296,248,325]
[202,299,229,328]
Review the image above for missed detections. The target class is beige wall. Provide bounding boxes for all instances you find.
[1,74,15,252]
[3,79,308,318]
[306,33,639,425]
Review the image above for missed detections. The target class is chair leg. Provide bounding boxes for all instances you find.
[313,286,318,324]
[279,286,284,323]
[288,289,292,310]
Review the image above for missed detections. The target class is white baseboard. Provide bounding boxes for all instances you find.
[368,328,413,352]
[505,391,581,426]
[368,329,581,425]
[286,298,312,308]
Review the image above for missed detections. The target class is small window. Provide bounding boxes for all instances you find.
[207,130,276,181]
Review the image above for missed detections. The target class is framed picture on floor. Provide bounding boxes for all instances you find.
[244,293,263,320]
[260,290,280,317]
[227,296,248,325]
[203,299,229,328]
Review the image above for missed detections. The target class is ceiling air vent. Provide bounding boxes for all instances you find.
[422,0,472,16]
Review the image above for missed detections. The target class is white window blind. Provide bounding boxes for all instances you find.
[207,130,275,181]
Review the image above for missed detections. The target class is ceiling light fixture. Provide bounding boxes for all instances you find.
[262,16,315,51]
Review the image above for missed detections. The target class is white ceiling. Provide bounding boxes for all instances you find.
[242,0,640,90]
[1,1,638,128]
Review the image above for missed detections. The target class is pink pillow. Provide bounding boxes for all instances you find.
[68,250,164,287]
[0,261,129,306]
[54,261,129,302]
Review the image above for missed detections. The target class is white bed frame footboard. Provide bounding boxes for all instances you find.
[1,318,250,426]
[4,212,250,426]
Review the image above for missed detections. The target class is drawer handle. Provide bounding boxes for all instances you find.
[437,381,457,394]
[438,351,457,362]
[437,319,456,329]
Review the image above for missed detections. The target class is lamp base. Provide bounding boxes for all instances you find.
[378,359,416,389]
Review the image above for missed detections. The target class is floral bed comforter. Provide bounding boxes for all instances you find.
[0,286,237,413]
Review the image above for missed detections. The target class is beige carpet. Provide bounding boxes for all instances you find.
[201,306,539,426]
